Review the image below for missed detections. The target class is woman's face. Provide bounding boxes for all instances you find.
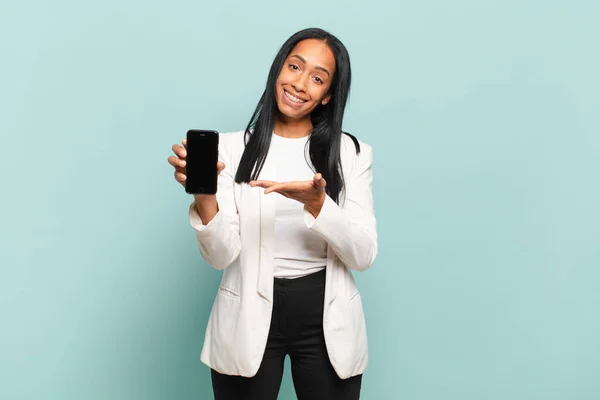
[274,39,336,121]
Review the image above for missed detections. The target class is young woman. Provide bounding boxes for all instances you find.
[168,27,378,400]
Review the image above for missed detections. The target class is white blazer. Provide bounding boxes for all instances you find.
[188,130,378,380]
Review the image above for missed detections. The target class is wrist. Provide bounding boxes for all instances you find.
[305,192,326,218]
[193,195,218,224]
[194,194,217,206]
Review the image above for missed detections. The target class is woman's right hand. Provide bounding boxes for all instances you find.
[168,138,225,223]
[168,138,189,187]
[168,138,225,191]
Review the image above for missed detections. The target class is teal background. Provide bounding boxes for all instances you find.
[1,0,599,399]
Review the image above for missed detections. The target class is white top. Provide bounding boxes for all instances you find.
[270,133,328,278]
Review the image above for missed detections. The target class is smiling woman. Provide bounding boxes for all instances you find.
[276,41,334,115]
[168,27,377,400]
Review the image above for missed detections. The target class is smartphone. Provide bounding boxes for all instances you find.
[185,129,219,195]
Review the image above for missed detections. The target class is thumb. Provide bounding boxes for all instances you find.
[313,173,327,189]
[217,161,226,175]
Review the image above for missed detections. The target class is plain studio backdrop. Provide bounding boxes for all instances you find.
[1,1,599,399]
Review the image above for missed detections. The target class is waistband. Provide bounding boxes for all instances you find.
[273,268,326,290]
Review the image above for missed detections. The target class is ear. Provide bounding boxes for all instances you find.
[321,94,331,106]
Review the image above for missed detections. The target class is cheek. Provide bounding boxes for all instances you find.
[276,69,293,84]
[311,85,329,102]
[274,76,287,97]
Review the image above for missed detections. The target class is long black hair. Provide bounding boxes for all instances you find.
[234,27,360,204]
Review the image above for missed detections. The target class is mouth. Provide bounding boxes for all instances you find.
[283,89,308,105]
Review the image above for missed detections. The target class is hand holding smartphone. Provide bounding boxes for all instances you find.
[168,129,223,225]
[169,129,221,192]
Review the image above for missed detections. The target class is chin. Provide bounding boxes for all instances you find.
[276,101,306,120]
[282,109,310,121]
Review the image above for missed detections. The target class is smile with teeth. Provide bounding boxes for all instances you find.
[284,90,307,104]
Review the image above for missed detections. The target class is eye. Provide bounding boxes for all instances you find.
[289,64,300,71]
[314,76,324,84]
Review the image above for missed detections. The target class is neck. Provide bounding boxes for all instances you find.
[274,114,312,138]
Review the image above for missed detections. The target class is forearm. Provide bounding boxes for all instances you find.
[194,195,219,225]
[189,201,241,270]
[304,195,378,271]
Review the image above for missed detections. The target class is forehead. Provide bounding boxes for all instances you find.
[289,39,336,71]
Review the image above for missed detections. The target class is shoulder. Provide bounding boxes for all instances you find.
[218,130,246,148]
[340,132,373,162]
[215,130,246,168]
[218,130,247,156]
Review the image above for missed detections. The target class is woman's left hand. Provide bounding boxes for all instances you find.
[250,173,327,218]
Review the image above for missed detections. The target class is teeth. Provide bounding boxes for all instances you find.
[285,90,306,103]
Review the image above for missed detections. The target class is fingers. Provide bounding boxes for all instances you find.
[172,143,186,159]
[174,171,186,186]
[169,143,186,187]
[250,181,285,195]
[169,143,187,187]
[249,180,278,188]
[182,138,187,149]
[250,180,283,194]
[264,184,285,195]
[168,155,186,168]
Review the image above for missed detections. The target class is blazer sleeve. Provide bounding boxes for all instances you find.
[303,142,378,271]
[188,137,241,270]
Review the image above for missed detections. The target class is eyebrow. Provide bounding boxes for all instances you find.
[290,54,331,77]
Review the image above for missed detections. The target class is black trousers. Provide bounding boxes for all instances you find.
[211,269,362,399]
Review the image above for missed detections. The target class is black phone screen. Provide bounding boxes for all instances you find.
[185,130,219,194]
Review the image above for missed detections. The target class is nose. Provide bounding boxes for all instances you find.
[292,73,308,93]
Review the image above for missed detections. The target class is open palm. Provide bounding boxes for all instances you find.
[250,173,327,217]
